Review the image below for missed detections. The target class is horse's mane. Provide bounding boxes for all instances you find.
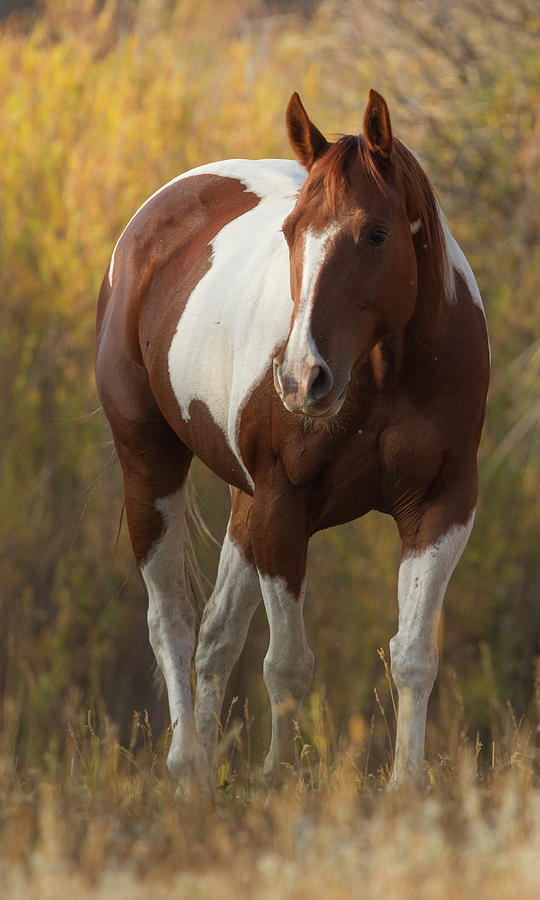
[307,134,455,303]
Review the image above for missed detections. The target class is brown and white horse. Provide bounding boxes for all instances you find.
[96,90,489,795]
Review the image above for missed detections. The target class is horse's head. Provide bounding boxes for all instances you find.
[274,89,435,418]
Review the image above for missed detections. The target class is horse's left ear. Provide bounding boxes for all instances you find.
[363,89,393,160]
[286,92,330,170]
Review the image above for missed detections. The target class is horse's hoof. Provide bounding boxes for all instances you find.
[387,768,427,792]
[263,759,298,791]
[168,743,214,805]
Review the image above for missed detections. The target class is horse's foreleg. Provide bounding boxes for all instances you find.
[389,498,477,784]
[259,575,314,781]
[194,489,261,772]
[250,479,314,782]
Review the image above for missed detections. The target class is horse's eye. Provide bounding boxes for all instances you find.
[367,228,388,246]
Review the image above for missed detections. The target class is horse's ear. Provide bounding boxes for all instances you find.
[363,89,393,160]
[286,92,330,170]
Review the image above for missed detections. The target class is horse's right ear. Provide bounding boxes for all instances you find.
[286,92,330,170]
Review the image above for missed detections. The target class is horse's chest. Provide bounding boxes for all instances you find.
[312,442,383,532]
[282,395,444,534]
[277,424,384,532]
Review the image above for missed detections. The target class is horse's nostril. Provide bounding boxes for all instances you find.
[273,357,283,396]
[309,364,333,400]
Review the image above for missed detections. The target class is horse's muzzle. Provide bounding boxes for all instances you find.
[273,356,344,418]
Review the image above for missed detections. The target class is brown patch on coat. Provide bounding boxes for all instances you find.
[96,174,261,565]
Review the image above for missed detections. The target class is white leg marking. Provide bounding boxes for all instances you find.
[194,531,261,766]
[390,510,476,782]
[259,575,315,777]
[141,489,210,796]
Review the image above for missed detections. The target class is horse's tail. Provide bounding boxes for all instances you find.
[183,474,219,619]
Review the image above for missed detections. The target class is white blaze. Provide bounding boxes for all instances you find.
[283,224,340,374]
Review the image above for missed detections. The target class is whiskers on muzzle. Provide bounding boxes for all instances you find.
[300,390,355,436]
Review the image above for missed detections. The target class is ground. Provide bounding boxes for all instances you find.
[1,702,539,899]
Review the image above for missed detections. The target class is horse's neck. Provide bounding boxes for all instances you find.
[370,333,404,390]
[405,234,449,363]
[370,259,448,391]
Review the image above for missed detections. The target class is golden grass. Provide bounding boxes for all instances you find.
[1,689,539,900]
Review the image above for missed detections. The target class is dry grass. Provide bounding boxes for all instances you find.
[1,687,539,900]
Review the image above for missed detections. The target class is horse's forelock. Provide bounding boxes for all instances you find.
[307,135,388,211]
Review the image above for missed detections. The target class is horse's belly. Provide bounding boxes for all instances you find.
[167,209,292,489]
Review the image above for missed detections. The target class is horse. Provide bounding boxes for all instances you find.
[95,89,490,795]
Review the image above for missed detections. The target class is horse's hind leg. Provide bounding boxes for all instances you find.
[194,488,261,772]
[114,422,211,798]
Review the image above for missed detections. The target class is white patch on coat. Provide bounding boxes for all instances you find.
[167,159,307,489]
[410,218,422,234]
[390,509,476,781]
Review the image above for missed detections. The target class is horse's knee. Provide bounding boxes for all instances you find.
[389,632,438,696]
[263,645,315,702]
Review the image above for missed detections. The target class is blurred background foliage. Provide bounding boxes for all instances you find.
[0,0,538,775]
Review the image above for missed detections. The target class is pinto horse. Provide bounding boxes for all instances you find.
[96,89,489,794]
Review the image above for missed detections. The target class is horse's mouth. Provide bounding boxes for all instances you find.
[297,379,349,420]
